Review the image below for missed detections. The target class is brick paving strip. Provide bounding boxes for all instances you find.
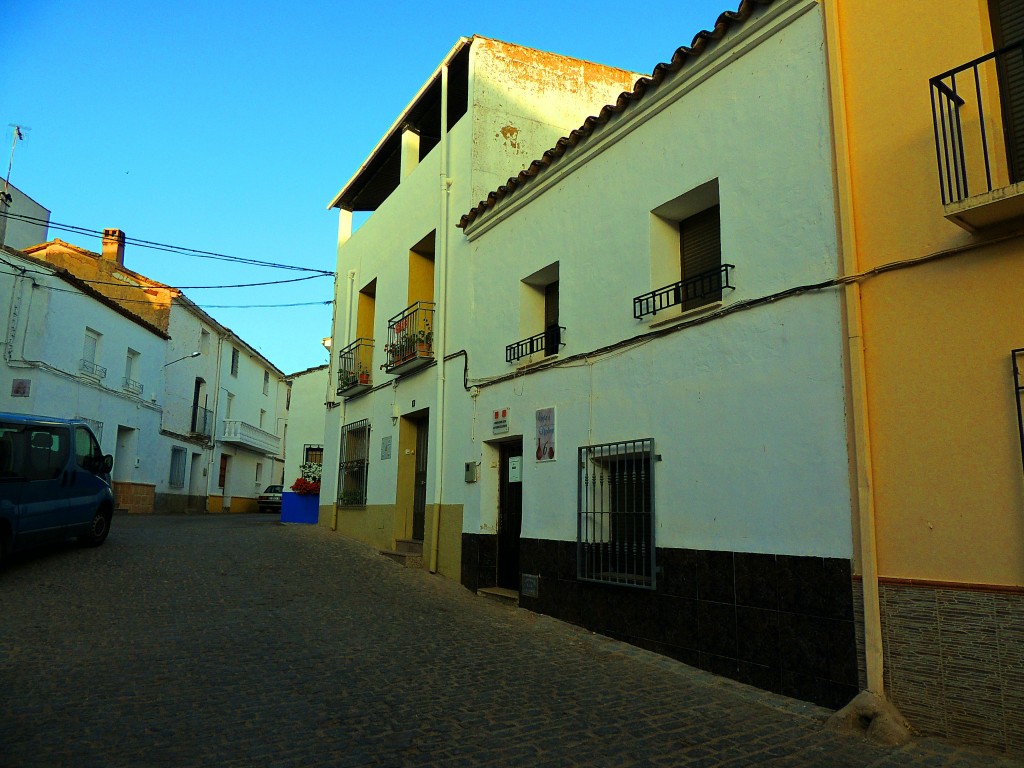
[1,515,1020,768]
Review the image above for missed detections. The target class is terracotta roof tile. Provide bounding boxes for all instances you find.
[457,0,774,230]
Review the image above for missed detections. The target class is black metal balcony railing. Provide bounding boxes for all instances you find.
[384,301,435,375]
[190,405,214,438]
[122,377,144,396]
[931,41,1024,205]
[506,325,565,363]
[337,337,374,395]
[79,359,107,379]
[633,264,735,320]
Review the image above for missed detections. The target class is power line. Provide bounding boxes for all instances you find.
[0,210,335,275]
[0,259,329,290]
[0,267,334,308]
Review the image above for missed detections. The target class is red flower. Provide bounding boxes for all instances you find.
[290,478,321,496]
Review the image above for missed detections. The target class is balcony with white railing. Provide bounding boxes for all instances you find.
[220,419,281,455]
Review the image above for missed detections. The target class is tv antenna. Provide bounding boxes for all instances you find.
[3,124,30,204]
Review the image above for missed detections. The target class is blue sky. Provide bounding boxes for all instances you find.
[2,0,733,374]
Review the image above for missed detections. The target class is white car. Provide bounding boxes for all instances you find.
[257,485,283,514]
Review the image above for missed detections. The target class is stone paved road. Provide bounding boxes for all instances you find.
[1,514,1021,768]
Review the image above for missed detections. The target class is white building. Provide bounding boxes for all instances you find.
[6,227,289,514]
[282,364,329,492]
[0,181,50,250]
[0,246,166,511]
[322,35,642,568]
[160,295,286,513]
[323,3,861,710]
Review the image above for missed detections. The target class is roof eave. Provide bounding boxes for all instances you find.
[326,36,474,211]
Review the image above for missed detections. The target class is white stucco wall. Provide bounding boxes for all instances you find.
[452,3,852,558]
[0,253,165,482]
[0,182,49,250]
[283,366,328,488]
[324,38,642,509]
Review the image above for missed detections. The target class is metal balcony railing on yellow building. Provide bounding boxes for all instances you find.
[337,338,374,397]
[384,301,435,376]
[931,41,1024,227]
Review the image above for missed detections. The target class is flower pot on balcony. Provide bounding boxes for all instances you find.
[281,492,319,524]
[359,372,370,384]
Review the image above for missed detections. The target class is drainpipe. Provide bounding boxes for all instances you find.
[430,61,452,574]
[205,333,226,512]
[823,0,884,696]
[332,267,356,531]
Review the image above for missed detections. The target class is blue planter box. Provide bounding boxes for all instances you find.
[281,492,319,524]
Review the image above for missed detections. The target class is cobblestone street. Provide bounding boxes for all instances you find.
[1,514,1020,767]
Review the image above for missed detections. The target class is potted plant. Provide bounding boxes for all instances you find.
[289,462,322,496]
[282,462,322,524]
[338,490,363,506]
[358,365,370,385]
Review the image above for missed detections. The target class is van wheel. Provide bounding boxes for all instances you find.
[79,508,111,547]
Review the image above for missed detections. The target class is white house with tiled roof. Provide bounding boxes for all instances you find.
[0,246,167,510]
[7,228,288,514]
[322,36,642,571]
[452,0,857,711]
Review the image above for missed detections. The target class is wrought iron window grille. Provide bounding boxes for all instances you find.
[577,438,657,589]
[1014,348,1024,476]
[633,264,735,320]
[339,419,370,506]
[506,325,566,363]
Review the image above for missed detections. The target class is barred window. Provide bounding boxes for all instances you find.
[169,446,187,488]
[230,348,239,376]
[304,444,324,464]
[338,420,369,506]
[578,438,656,588]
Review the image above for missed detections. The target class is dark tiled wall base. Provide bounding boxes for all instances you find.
[513,538,859,711]
[461,533,497,593]
[879,582,1024,755]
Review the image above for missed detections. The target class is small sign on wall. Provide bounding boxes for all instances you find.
[535,406,555,461]
[381,436,392,460]
[11,379,30,397]
[493,407,510,435]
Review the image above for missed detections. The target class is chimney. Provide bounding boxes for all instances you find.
[101,228,125,265]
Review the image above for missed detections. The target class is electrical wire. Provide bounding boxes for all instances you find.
[0,267,333,308]
[0,258,328,290]
[0,211,335,275]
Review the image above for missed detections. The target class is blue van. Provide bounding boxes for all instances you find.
[0,413,115,566]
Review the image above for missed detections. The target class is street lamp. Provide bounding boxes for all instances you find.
[164,351,201,367]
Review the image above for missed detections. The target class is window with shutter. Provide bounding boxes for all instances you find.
[991,0,1024,183]
[679,205,722,311]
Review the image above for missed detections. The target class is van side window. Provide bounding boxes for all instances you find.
[74,427,103,472]
[0,424,20,480]
[25,427,69,481]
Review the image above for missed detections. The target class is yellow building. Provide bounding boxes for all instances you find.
[825,0,1024,752]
